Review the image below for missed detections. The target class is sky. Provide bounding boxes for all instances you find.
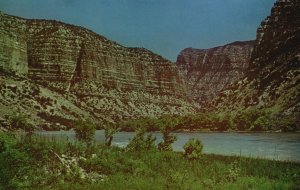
[0,0,275,61]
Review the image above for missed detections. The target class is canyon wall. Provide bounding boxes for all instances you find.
[0,12,197,128]
[0,13,28,74]
[213,0,300,126]
[175,41,254,104]
[0,12,186,96]
[26,19,186,96]
[1,0,299,129]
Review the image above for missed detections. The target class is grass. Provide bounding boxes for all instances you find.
[0,132,300,190]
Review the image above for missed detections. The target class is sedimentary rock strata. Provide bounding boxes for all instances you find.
[213,0,300,126]
[0,12,197,128]
[176,41,254,104]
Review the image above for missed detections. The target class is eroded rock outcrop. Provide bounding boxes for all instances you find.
[0,12,198,128]
[213,0,300,127]
[0,13,186,96]
[25,19,186,96]
[176,41,254,104]
[0,13,28,74]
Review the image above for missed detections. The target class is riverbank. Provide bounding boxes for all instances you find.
[0,132,299,189]
[37,130,300,162]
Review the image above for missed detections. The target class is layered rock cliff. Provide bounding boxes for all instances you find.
[0,12,198,128]
[26,20,188,96]
[213,0,300,127]
[1,0,299,130]
[0,14,28,74]
[175,41,254,104]
[0,12,186,96]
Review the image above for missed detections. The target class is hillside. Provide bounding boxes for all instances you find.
[176,41,254,104]
[212,0,300,130]
[0,12,198,129]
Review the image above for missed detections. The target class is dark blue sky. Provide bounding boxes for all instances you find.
[0,0,275,61]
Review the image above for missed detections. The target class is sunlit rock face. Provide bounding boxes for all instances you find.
[0,13,28,74]
[212,0,300,124]
[0,12,186,97]
[175,41,254,104]
[0,12,198,128]
[25,20,185,97]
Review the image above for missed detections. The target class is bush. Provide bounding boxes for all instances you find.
[233,108,261,130]
[104,126,119,146]
[0,133,32,189]
[73,120,96,143]
[165,170,188,189]
[251,115,271,131]
[9,113,34,132]
[217,118,231,131]
[0,133,17,153]
[226,160,240,182]
[126,128,156,152]
[276,115,297,132]
[158,128,177,151]
[183,138,203,160]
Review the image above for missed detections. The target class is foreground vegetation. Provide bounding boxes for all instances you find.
[0,131,299,190]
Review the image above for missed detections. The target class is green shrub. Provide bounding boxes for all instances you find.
[0,133,17,153]
[183,138,203,160]
[226,160,241,182]
[158,128,177,151]
[165,170,188,189]
[104,126,118,146]
[276,115,298,132]
[0,134,32,189]
[126,128,156,152]
[233,108,261,130]
[17,136,52,161]
[155,115,179,130]
[251,115,271,131]
[73,119,96,143]
[9,113,34,132]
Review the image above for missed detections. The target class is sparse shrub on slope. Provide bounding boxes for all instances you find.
[9,113,34,133]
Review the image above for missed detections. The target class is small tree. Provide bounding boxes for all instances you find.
[104,126,118,146]
[157,127,177,151]
[126,128,156,152]
[183,138,203,160]
[73,119,95,143]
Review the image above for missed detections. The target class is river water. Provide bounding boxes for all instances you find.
[39,130,300,161]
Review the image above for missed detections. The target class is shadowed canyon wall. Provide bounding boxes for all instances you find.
[175,41,254,104]
[212,0,300,126]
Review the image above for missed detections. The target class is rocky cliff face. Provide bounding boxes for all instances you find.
[213,0,300,125]
[26,19,187,96]
[0,14,28,74]
[175,41,254,104]
[0,12,198,128]
[1,0,299,130]
[0,13,186,96]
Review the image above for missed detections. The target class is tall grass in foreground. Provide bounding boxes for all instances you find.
[0,132,299,190]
